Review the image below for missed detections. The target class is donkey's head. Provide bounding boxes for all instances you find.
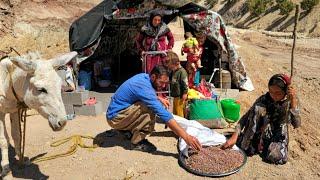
[10,51,78,131]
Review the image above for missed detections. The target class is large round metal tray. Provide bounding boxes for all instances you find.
[178,146,247,177]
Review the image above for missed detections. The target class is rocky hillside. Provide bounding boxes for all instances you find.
[0,0,319,58]
[0,0,101,57]
[212,0,320,37]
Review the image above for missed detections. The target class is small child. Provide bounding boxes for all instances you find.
[166,51,188,118]
[181,32,202,72]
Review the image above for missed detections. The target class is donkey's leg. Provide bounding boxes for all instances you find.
[10,112,21,158]
[0,112,10,177]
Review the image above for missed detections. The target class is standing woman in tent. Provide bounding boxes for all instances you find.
[136,11,174,74]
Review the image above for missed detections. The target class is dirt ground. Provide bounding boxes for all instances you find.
[1,1,320,180]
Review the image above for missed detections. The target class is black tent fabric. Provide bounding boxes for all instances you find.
[69,0,115,51]
[177,2,207,15]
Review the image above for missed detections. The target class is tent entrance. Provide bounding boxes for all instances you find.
[78,22,143,92]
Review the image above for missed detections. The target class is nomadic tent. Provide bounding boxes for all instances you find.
[69,0,253,91]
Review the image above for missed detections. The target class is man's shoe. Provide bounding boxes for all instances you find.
[118,130,133,140]
[131,139,157,153]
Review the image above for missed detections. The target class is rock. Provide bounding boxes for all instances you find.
[299,142,307,151]
[0,2,9,10]
[290,150,300,159]
[124,167,135,180]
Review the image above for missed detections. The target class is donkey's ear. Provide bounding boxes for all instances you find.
[10,56,37,73]
[49,51,78,69]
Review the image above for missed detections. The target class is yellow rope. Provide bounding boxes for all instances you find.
[32,135,98,163]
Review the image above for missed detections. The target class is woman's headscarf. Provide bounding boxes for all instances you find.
[265,74,291,124]
[141,10,170,37]
[149,11,163,27]
[268,74,291,94]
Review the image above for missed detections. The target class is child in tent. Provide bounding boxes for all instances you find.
[181,32,202,72]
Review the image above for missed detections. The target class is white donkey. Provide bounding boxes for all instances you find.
[0,51,77,177]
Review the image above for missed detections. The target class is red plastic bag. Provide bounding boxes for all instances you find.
[197,79,212,98]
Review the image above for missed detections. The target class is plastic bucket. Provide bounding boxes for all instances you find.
[213,70,231,89]
[220,99,240,122]
[78,71,92,90]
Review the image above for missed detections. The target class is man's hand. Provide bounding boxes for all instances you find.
[185,134,202,151]
[158,96,170,109]
[166,119,202,151]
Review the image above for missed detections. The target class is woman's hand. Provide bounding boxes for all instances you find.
[287,85,296,100]
[288,85,298,109]
[221,133,238,150]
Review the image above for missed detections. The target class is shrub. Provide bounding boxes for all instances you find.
[276,0,295,15]
[247,0,273,16]
[301,0,320,11]
[206,0,218,7]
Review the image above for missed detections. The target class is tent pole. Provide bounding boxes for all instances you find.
[219,57,223,92]
[291,4,300,79]
[72,58,79,90]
